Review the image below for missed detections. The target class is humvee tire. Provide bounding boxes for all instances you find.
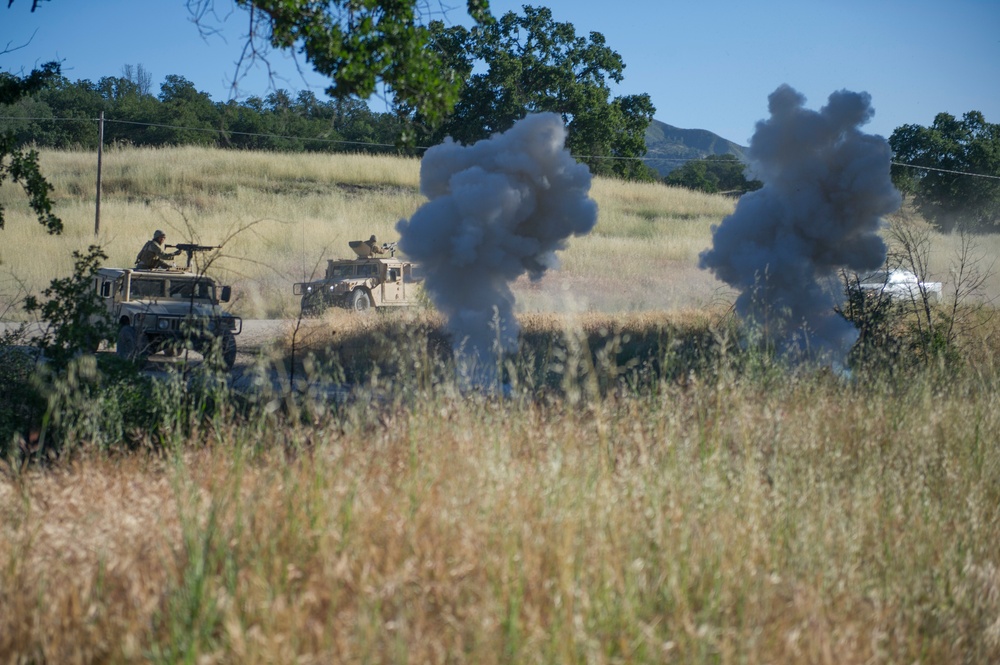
[116,325,148,363]
[221,331,237,369]
[350,289,372,312]
[197,331,237,369]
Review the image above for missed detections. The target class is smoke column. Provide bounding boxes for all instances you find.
[396,112,598,385]
[699,84,901,366]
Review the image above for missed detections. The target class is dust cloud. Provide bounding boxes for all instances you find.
[699,84,901,367]
[396,112,598,386]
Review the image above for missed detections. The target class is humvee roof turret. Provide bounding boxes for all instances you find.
[95,266,242,368]
[293,240,424,315]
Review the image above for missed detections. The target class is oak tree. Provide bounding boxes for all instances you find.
[0,62,62,233]
[416,6,656,180]
[187,0,493,132]
[890,111,1000,232]
[664,154,762,194]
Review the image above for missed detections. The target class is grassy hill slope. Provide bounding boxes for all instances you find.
[0,146,738,319]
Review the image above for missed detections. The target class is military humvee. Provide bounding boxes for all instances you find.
[293,240,424,315]
[94,267,242,368]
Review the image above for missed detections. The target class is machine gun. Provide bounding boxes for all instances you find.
[167,243,220,269]
[381,241,398,257]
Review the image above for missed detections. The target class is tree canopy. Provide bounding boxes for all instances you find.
[664,154,762,195]
[0,70,408,153]
[0,62,62,234]
[890,111,1000,232]
[417,6,657,180]
[188,0,493,131]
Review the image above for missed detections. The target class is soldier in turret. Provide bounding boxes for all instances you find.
[135,229,181,270]
[365,234,384,255]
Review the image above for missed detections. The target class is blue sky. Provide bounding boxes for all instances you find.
[3,0,998,145]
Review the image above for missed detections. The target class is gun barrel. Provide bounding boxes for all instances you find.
[166,243,220,267]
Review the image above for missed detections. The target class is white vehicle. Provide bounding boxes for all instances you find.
[852,269,942,302]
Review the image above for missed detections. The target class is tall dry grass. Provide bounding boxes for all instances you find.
[1,147,425,318]
[3,146,745,317]
[2,362,1000,664]
[4,145,999,318]
[3,146,1000,663]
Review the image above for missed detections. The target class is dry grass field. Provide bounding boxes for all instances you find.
[3,146,999,317]
[2,147,1000,664]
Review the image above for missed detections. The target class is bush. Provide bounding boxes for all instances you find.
[23,245,115,369]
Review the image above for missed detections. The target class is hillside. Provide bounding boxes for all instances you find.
[644,119,748,177]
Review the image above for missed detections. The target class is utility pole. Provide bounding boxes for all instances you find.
[95,111,104,235]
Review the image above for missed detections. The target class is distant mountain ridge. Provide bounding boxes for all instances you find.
[644,119,748,178]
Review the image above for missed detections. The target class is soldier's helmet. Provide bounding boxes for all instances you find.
[369,234,377,243]
[154,229,166,240]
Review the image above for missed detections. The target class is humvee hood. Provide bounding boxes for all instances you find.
[136,301,223,318]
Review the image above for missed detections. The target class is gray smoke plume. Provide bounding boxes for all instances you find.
[699,84,901,367]
[396,112,598,385]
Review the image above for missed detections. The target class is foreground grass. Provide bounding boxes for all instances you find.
[3,329,1000,663]
[4,146,1000,663]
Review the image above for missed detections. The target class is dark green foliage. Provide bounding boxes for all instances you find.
[297,317,726,397]
[0,69,409,155]
[0,61,61,104]
[151,75,220,146]
[889,111,1000,232]
[216,0,493,131]
[0,63,63,233]
[416,6,657,180]
[23,245,115,369]
[664,154,762,194]
[0,343,236,464]
[0,341,47,461]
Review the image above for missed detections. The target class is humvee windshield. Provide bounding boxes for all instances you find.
[131,279,165,299]
[169,279,215,300]
[327,264,356,278]
[130,278,214,301]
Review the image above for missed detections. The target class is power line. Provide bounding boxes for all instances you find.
[4,114,1000,180]
[103,117,406,150]
[890,161,1000,181]
[0,114,411,151]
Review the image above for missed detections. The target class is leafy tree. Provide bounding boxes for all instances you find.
[153,75,220,145]
[0,62,63,233]
[188,0,493,132]
[417,6,657,180]
[34,76,105,148]
[665,154,762,194]
[23,245,116,368]
[218,98,276,150]
[8,1,490,149]
[96,73,161,146]
[889,111,1000,232]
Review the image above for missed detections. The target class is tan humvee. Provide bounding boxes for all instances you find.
[94,266,242,367]
[292,240,424,315]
